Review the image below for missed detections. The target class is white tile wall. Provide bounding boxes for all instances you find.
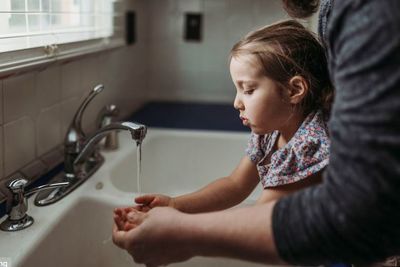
[3,73,37,124]
[4,117,36,176]
[36,64,61,109]
[0,80,3,125]
[253,0,291,28]
[80,56,101,96]
[309,9,319,33]
[0,126,3,179]
[0,80,3,178]
[61,60,82,100]
[36,104,62,156]
[177,0,203,12]
[226,0,258,39]
[147,0,289,103]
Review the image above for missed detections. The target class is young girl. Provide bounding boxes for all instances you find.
[114,19,333,230]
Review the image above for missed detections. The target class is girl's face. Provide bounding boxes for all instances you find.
[230,55,293,135]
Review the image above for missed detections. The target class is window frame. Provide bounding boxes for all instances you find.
[0,0,125,75]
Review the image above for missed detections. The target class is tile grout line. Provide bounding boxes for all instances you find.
[0,79,4,205]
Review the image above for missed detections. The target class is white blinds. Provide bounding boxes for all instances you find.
[0,0,119,53]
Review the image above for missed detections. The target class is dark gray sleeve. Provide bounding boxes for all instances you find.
[272,0,400,265]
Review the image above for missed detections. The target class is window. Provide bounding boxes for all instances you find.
[0,0,124,73]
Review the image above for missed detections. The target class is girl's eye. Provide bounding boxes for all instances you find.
[244,89,255,95]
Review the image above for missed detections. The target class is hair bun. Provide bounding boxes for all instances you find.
[282,0,320,18]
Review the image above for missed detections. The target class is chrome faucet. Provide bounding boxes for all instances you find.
[0,176,69,231]
[34,84,147,206]
[74,121,146,166]
[64,84,104,179]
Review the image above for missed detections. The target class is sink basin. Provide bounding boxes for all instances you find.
[110,129,262,199]
[0,129,266,267]
[19,196,131,267]
[20,196,267,267]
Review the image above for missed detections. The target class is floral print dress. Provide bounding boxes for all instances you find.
[246,110,330,188]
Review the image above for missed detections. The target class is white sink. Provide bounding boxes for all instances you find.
[110,129,261,199]
[0,129,266,267]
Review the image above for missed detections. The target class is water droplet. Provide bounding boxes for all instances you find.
[102,236,112,245]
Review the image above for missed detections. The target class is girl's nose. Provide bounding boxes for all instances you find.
[233,94,243,110]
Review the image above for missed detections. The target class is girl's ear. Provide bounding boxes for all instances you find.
[288,76,309,104]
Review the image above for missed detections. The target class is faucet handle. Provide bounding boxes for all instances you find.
[0,177,69,231]
[65,84,105,152]
[96,104,120,150]
[7,177,29,193]
[74,84,105,135]
[97,104,119,129]
[7,177,69,197]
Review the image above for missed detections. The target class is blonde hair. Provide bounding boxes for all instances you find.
[230,20,333,118]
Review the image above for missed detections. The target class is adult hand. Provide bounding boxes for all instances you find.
[112,207,195,266]
[112,202,283,266]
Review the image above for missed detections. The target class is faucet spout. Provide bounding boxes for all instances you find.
[74,122,147,165]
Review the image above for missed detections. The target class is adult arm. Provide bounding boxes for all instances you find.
[113,202,286,266]
[273,0,400,264]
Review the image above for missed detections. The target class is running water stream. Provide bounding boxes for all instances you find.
[103,140,143,246]
[136,141,142,196]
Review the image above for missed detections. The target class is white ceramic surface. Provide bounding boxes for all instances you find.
[0,128,267,267]
[110,128,262,200]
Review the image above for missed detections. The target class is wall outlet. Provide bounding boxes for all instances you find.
[126,11,136,45]
[184,13,202,42]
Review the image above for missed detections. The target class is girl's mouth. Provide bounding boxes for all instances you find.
[240,116,249,125]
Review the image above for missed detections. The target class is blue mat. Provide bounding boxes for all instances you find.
[129,102,250,132]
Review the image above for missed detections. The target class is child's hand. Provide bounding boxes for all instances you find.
[135,194,175,210]
[114,207,143,231]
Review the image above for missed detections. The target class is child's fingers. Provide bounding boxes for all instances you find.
[126,210,147,225]
[114,206,150,232]
[115,206,138,215]
[123,222,137,231]
[114,208,123,217]
[151,198,163,207]
[132,205,146,211]
[140,205,151,212]
[124,206,138,213]
[130,204,151,212]
[113,214,125,230]
[134,194,155,205]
